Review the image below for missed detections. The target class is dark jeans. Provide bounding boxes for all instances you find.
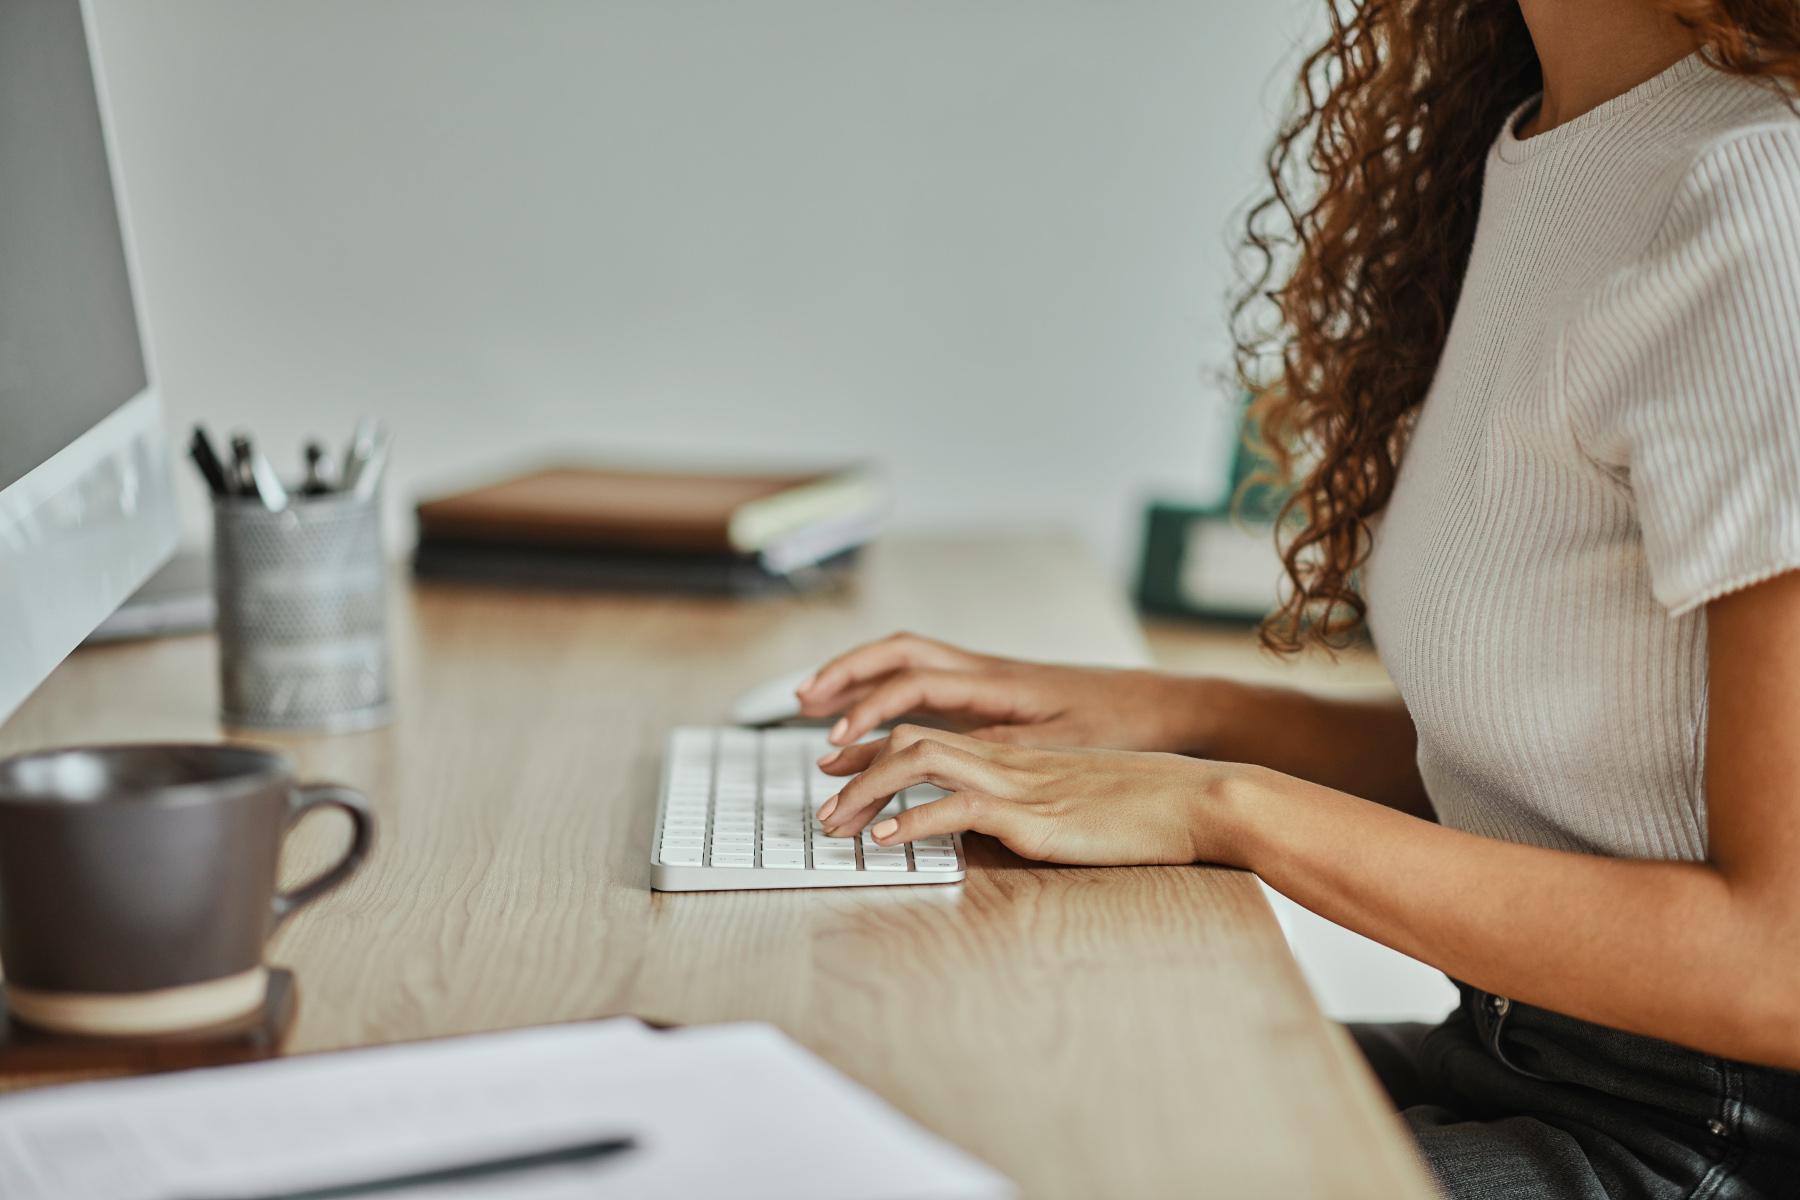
[1351,983,1800,1199]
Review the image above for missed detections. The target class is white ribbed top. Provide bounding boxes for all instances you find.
[1363,56,1800,860]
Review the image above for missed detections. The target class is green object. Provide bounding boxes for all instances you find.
[1228,425,1288,526]
[1135,502,1230,618]
[1134,399,1290,622]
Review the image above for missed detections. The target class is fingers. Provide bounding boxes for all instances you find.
[818,729,1010,835]
[826,668,1000,746]
[816,737,884,777]
[793,680,874,721]
[815,715,1046,776]
[816,722,993,777]
[865,790,1025,849]
[795,632,974,713]
[964,721,1074,747]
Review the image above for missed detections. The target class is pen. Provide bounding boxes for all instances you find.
[189,426,231,498]
[248,449,290,512]
[341,418,380,493]
[203,1133,636,1200]
[301,441,334,496]
[349,424,391,501]
[229,434,257,498]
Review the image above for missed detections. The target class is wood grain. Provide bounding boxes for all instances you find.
[0,535,1434,1198]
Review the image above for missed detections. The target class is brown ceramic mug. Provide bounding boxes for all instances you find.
[0,743,373,1037]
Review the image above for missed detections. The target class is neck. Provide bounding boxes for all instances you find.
[1516,1,1703,137]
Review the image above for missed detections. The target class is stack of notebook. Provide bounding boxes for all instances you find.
[413,464,885,594]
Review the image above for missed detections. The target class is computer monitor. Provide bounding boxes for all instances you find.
[0,0,179,723]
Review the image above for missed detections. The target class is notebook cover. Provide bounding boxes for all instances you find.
[414,466,853,555]
[412,537,859,597]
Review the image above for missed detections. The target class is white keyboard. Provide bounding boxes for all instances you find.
[650,727,967,891]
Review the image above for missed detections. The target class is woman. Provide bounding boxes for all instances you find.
[798,2,1800,1196]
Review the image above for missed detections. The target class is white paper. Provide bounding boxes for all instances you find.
[0,1019,1013,1200]
[1181,517,1283,616]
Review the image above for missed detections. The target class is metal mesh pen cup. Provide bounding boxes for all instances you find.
[212,490,391,733]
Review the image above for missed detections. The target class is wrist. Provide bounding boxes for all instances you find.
[1184,760,1281,869]
[1158,673,1245,757]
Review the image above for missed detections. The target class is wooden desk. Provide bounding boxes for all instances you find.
[1142,617,1398,696]
[0,535,1434,1198]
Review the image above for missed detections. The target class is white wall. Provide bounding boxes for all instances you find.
[91,0,1456,1025]
[92,0,1318,573]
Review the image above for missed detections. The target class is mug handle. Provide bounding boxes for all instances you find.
[272,783,375,926]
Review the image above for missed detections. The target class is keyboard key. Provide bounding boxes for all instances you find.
[862,855,910,871]
[812,856,858,870]
[914,858,960,872]
[659,846,704,866]
[762,851,806,869]
[711,853,755,868]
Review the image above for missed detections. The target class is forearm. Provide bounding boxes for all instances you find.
[1179,678,1433,818]
[1210,768,1800,1068]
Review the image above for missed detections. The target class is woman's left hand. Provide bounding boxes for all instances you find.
[815,724,1253,866]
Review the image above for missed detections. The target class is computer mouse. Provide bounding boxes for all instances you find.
[730,668,816,727]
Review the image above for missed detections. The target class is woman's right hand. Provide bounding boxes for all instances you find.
[795,631,1217,753]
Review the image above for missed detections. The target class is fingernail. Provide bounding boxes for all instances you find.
[794,673,816,695]
[830,718,849,744]
[816,750,839,768]
[872,818,899,842]
[817,794,838,821]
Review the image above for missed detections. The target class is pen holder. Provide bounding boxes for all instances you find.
[212,490,392,733]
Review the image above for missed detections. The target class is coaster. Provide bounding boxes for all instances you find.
[0,968,296,1092]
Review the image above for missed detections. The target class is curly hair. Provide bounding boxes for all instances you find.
[1235,1,1800,655]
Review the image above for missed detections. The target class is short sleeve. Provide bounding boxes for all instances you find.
[1565,126,1800,615]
